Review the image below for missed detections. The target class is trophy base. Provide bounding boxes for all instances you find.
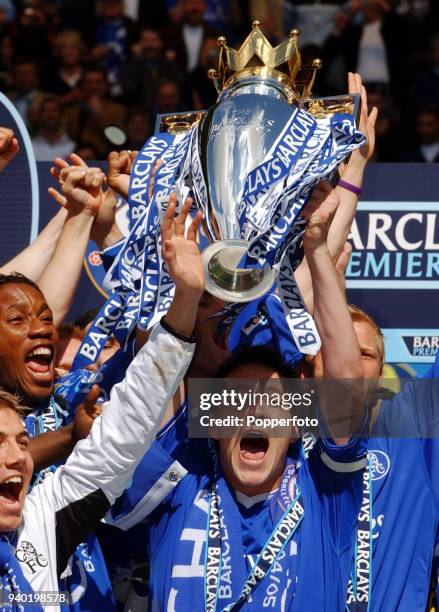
[201,239,276,303]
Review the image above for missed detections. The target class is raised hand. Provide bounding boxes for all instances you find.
[48,152,87,207]
[49,153,122,247]
[107,150,138,200]
[348,72,378,163]
[335,241,353,280]
[302,181,340,253]
[0,127,19,172]
[72,385,103,442]
[161,193,204,297]
[60,165,105,217]
[107,150,164,202]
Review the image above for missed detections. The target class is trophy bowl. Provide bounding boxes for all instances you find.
[154,23,361,304]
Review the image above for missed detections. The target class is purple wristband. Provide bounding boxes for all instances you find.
[338,179,362,196]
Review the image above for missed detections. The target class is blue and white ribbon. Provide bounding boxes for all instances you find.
[72,128,196,369]
[73,108,364,369]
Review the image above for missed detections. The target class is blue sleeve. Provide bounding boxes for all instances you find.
[100,239,124,273]
[423,350,439,380]
[307,420,368,557]
[373,359,439,437]
[373,356,439,504]
[107,403,189,529]
[155,402,189,460]
[317,434,367,468]
[307,439,366,557]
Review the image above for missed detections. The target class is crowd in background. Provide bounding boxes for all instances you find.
[0,0,438,162]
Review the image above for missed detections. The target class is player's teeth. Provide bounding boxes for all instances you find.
[4,477,22,484]
[28,347,51,358]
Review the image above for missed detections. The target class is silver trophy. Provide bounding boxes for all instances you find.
[157,22,360,303]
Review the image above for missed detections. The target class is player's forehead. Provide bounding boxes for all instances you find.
[0,283,45,310]
[353,320,380,353]
[0,406,26,436]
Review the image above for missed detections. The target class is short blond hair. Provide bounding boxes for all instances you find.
[348,304,385,372]
[0,388,26,418]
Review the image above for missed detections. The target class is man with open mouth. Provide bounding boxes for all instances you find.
[107,185,368,611]
[0,193,203,611]
[0,154,130,610]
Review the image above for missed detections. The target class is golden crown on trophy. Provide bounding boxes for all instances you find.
[208,21,322,103]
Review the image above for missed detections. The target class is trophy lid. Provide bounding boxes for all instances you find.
[208,22,322,103]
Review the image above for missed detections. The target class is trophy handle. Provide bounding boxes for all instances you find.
[303,93,362,123]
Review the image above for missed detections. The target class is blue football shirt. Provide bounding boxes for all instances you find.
[364,353,439,610]
[110,403,367,611]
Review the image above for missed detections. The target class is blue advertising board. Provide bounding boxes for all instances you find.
[346,164,439,375]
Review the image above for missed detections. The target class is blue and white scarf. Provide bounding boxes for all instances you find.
[169,456,303,611]
[0,534,43,612]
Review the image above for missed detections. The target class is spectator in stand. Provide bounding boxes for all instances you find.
[0,0,15,23]
[74,142,100,161]
[43,30,86,107]
[7,58,47,130]
[58,0,97,30]
[408,34,439,110]
[0,5,10,40]
[155,78,182,117]
[185,36,218,109]
[10,1,52,65]
[137,0,172,30]
[250,0,284,41]
[64,66,126,158]
[0,34,15,91]
[163,0,219,74]
[167,0,238,35]
[321,0,409,100]
[31,95,76,161]
[283,1,346,48]
[365,82,400,161]
[393,0,439,47]
[398,105,439,162]
[121,28,179,111]
[124,108,152,150]
[87,0,140,98]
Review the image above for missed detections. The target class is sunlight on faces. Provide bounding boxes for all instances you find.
[310,320,383,380]
[0,408,33,531]
[217,364,296,497]
[0,285,59,406]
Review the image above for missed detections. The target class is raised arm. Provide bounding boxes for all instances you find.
[330,73,377,261]
[0,208,67,280]
[0,128,66,280]
[34,196,204,573]
[295,73,377,313]
[303,186,364,441]
[37,166,105,326]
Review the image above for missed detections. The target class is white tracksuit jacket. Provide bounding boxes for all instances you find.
[8,323,195,611]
